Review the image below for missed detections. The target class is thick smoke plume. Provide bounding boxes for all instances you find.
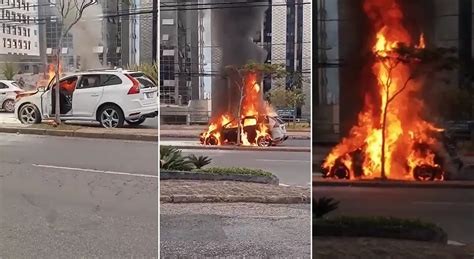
[211,0,268,116]
[68,3,104,70]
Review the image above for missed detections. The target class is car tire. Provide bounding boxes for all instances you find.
[98,104,124,128]
[3,99,15,113]
[205,135,219,145]
[256,135,272,147]
[18,103,41,124]
[126,117,146,126]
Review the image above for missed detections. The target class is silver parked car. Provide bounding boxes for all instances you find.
[0,80,24,112]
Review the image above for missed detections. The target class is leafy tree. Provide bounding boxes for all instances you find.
[127,62,158,85]
[225,61,286,145]
[267,86,306,126]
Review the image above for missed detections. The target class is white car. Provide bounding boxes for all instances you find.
[15,70,158,128]
[0,80,24,112]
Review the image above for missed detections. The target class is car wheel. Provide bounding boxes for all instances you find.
[3,99,15,113]
[98,105,124,128]
[18,104,41,124]
[256,135,272,147]
[126,117,146,126]
[205,135,219,145]
[413,165,437,181]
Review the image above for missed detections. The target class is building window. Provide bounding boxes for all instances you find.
[13,39,16,48]
[34,29,37,36]
[34,41,37,47]
[27,28,30,37]
[27,2,29,11]
[19,40,22,49]
[162,34,169,41]
[12,26,16,35]
[3,38,5,48]
[22,14,26,24]
[6,11,10,20]
[12,12,15,21]
[18,27,21,36]
[1,9,4,19]
[6,39,11,48]
[27,16,29,24]
[6,25,10,34]
[28,41,30,50]
[2,24,4,33]
[162,19,174,25]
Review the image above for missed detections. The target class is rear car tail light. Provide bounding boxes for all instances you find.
[126,74,140,95]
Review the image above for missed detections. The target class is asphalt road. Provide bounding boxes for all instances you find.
[0,112,158,129]
[0,133,158,257]
[180,149,311,186]
[313,186,474,244]
[161,137,310,147]
[161,203,311,257]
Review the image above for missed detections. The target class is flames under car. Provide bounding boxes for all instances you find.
[320,132,463,181]
[200,115,288,147]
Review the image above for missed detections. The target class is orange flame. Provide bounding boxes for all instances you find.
[201,72,272,146]
[323,0,444,180]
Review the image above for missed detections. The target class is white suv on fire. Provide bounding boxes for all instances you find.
[15,70,158,128]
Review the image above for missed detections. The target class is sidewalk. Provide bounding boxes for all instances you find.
[161,180,310,203]
[0,123,158,141]
[314,237,474,258]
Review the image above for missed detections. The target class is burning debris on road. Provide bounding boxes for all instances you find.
[321,0,462,181]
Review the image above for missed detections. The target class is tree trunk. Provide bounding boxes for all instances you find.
[381,93,389,180]
[54,36,64,124]
[236,85,244,146]
[293,103,297,127]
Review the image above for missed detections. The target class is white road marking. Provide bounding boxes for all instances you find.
[413,201,474,206]
[448,240,466,246]
[257,159,309,163]
[32,164,158,178]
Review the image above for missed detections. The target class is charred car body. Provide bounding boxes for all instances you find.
[319,132,463,181]
[200,115,288,147]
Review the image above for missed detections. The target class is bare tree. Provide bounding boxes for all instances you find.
[226,62,286,145]
[375,44,457,179]
[48,0,97,124]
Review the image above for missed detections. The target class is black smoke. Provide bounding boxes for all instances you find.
[210,0,268,117]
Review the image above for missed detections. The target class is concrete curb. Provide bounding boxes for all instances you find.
[313,178,474,189]
[0,126,158,142]
[159,144,310,152]
[161,170,279,185]
[160,133,310,140]
[160,194,310,204]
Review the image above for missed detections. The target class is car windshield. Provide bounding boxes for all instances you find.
[129,72,157,87]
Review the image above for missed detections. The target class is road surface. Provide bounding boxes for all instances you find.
[0,112,158,129]
[0,133,158,257]
[161,203,311,258]
[161,137,310,147]
[313,186,474,244]
[180,148,311,186]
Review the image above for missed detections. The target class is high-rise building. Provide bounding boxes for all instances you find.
[0,0,41,73]
[160,0,200,105]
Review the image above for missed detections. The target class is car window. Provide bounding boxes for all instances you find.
[58,76,78,92]
[0,83,8,89]
[77,75,100,89]
[136,77,156,88]
[11,82,20,88]
[100,74,122,86]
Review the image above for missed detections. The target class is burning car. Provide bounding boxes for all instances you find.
[200,115,288,147]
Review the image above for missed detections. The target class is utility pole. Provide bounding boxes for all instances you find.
[152,0,158,63]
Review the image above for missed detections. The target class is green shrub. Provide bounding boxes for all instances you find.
[160,146,194,171]
[187,154,212,169]
[2,62,17,80]
[127,62,158,84]
[313,197,339,218]
[199,167,273,177]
